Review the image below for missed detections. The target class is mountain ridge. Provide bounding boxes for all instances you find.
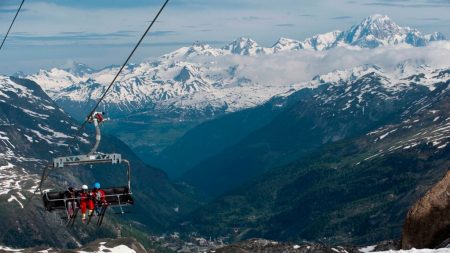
[25,14,446,120]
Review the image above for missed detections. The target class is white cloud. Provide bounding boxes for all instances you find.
[195,42,450,86]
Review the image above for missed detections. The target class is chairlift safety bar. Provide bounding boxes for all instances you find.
[53,153,122,168]
[43,193,133,202]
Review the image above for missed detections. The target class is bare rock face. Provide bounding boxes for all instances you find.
[402,170,450,249]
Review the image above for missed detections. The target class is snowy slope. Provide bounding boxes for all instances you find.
[0,245,137,253]
[0,76,88,209]
[28,56,298,119]
[0,76,197,249]
[26,15,447,119]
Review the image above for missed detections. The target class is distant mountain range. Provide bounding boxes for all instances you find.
[24,15,446,121]
[20,14,448,165]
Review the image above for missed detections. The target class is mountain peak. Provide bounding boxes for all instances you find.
[357,14,400,31]
[272,37,302,52]
[341,14,430,47]
[224,37,263,55]
[65,62,96,76]
[354,14,402,36]
[234,37,257,44]
[161,41,225,60]
[174,65,195,82]
[425,31,446,41]
[366,14,392,23]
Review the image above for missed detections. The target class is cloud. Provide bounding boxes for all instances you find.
[6,29,177,46]
[275,23,295,27]
[9,31,138,43]
[410,17,442,21]
[0,8,28,13]
[331,16,352,20]
[191,42,450,86]
[362,1,450,7]
[242,16,270,21]
[150,30,178,36]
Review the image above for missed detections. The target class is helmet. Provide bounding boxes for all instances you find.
[82,184,88,190]
[94,182,101,189]
[68,186,74,192]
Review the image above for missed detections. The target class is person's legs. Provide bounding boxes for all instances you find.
[80,202,87,223]
[67,201,74,217]
[88,200,94,216]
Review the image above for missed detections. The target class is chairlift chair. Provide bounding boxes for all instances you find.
[41,112,134,226]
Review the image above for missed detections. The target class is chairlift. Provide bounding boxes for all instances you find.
[41,112,134,226]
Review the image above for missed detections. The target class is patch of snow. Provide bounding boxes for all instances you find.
[0,246,23,252]
[41,104,56,110]
[379,129,398,140]
[17,192,26,200]
[20,108,49,119]
[29,130,53,144]
[38,124,71,138]
[0,162,41,196]
[373,248,450,253]
[437,143,448,149]
[78,244,137,253]
[360,245,376,253]
[7,195,24,208]
[24,134,34,143]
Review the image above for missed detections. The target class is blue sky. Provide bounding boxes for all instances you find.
[0,0,449,74]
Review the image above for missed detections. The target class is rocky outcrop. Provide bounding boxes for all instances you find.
[402,170,450,249]
[215,239,359,253]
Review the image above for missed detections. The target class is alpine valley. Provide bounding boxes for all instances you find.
[1,13,450,252]
[22,14,447,167]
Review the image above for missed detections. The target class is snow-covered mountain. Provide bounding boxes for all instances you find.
[0,75,93,247]
[25,14,447,120]
[27,55,295,119]
[273,14,446,51]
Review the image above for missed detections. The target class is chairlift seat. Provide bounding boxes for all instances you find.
[43,186,133,212]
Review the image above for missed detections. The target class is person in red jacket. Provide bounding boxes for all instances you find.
[94,112,104,123]
[92,182,108,215]
[79,184,94,223]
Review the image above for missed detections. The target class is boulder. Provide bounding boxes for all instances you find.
[402,170,450,249]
